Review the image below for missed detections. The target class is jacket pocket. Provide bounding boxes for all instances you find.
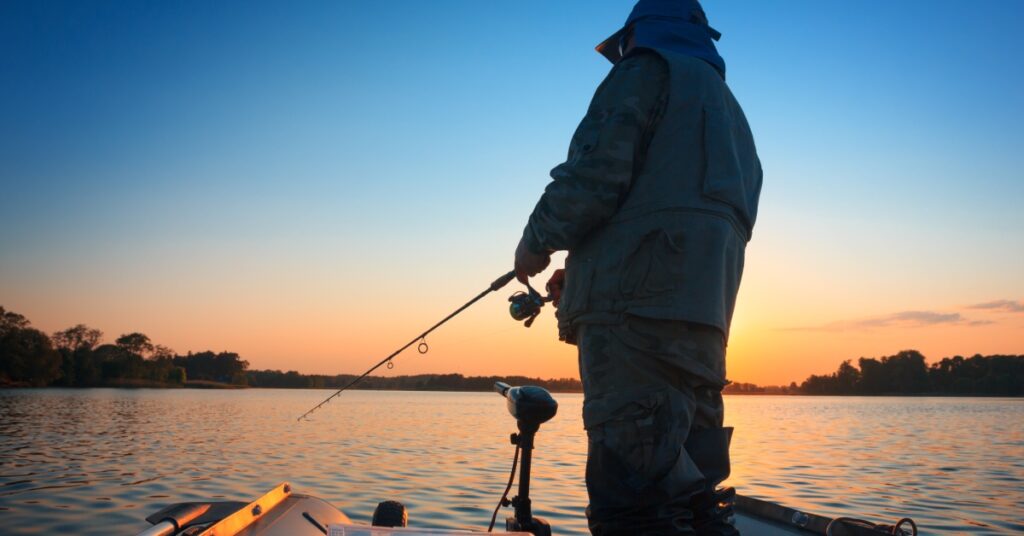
[618,228,684,300]
[702,105,762,235]
[561,254,593,317]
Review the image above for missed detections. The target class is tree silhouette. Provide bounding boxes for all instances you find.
[52,324,103,351]
[800,349,1022,396]
[0,306,31,336]
[0,327,61,386]
[115,332,154,357]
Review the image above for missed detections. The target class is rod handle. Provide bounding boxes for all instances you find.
[490,271,516,291]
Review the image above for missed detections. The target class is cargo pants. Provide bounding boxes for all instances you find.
[578,315,728,536]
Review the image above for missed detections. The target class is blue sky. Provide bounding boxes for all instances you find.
[2,1,1022,383]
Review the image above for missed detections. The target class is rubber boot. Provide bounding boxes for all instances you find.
[684,427,740,536]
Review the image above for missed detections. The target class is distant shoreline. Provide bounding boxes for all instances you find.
[4,306,1020,396]
[0,379,246,390]
[4,383,1023,397]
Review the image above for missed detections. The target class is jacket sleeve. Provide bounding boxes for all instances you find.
[522,51,667,253]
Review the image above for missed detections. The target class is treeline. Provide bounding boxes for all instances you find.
[0,306,246,387]
[723,381,800,395]
[0,306,580,391]
[245,370,582,392]
[799,350,1024,396]
[5,307,1021,396]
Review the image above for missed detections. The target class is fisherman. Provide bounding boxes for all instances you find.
[513,1,762,534]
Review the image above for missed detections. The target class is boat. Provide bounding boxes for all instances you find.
[135,383,917,536]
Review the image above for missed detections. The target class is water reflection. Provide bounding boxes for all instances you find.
[0,389,1021,534]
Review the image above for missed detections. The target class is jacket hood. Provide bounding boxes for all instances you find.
[596,0,725,78]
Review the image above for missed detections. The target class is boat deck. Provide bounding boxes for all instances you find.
[140,485,906,536]
[736,512,809,535]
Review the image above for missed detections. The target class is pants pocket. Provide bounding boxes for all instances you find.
[585,390,689,491]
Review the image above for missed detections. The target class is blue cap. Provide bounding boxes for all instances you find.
[596,0,725,78]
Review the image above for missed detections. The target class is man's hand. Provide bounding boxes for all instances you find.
[514,237,551,283]
[546,269,565,308]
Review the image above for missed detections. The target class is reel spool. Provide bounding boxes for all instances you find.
[508,283,549,328]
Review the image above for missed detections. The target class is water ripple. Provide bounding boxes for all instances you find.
[0,390,1021,535]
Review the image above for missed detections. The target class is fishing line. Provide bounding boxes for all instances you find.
[428,322,523,350]
[297,270,519,421]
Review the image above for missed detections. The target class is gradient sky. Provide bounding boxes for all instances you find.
[2,1,1022,386]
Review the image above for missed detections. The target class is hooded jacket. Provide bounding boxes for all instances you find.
[521,1,761,343]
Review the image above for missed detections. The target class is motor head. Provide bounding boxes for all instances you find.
[494,382,558,428]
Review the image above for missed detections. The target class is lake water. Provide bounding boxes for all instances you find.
[0,389,1021,535]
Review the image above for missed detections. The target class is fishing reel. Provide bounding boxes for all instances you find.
[508,282,551,328]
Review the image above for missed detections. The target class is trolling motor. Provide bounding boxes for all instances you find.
[508,282,551,328]
[489,382,557,536]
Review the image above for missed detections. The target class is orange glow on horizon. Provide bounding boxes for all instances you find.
[11,257,1021,388]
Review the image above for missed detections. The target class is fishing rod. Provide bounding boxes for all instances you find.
[297,270,550,421]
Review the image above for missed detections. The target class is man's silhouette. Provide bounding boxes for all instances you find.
[514,1,762,534]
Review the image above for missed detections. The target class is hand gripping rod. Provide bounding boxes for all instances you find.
[297,270,517,421]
